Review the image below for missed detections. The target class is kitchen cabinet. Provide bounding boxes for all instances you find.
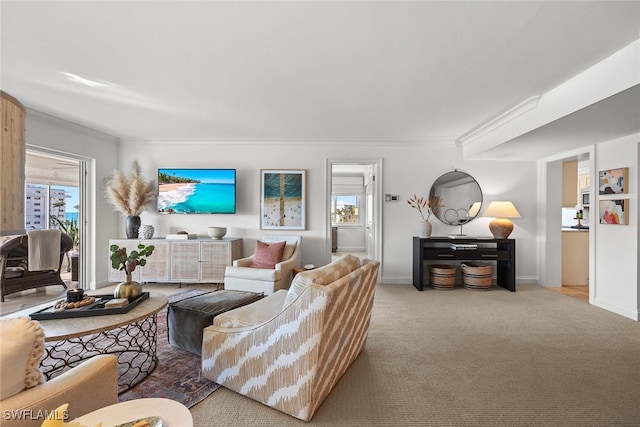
[562,231,589,286]
[562,160,578,207]
[578,173,590,191]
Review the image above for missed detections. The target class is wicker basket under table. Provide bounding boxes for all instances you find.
[461,262,492,290]
[429,264,457,290]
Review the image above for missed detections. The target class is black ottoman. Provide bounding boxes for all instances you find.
[167,289,263,355]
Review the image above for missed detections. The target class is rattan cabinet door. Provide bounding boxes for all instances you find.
[200,241,230,283]
[139,240,170,282]
[170,241,201,282]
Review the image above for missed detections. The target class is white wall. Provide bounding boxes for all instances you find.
[540,133,639,321]
[593,134,638,320]
[120,139,539,285]
[25,111,120,290]
[20,113,541,286]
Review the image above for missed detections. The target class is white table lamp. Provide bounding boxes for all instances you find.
[483,201,521,239]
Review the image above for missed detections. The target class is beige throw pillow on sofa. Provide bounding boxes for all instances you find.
[0,317,46,400]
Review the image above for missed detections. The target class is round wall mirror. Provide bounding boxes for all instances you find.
[428,170,483,227]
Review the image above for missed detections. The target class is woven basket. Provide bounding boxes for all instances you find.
[429,264,456,290]
[461,262,492,290]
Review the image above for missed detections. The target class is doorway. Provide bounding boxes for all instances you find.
[326,159,382,278]
[543,150,594,304]
[25,149,90,290]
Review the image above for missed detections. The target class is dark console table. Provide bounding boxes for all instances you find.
[412,237,516,292]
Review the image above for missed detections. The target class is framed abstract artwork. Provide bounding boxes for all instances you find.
[599,199,629,225]
[598,167,628,195]
[260,169,306,230]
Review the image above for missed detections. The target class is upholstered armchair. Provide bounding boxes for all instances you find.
[0,317,118,427]
[0,232,73,302]
[224,235,302,295]
[203,255,380,421]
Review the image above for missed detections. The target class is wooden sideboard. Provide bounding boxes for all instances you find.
[412,237,516,292]
[108,238,242,284]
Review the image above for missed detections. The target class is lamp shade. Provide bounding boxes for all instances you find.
[483,201,521,239]
[483,201,521,219]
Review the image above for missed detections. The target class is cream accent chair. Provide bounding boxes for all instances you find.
[223,235,302,295]
[202,254,380,421]
[0,317,118,427]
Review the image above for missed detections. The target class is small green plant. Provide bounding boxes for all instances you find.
[110,243,155,280]
[53,217,79,249]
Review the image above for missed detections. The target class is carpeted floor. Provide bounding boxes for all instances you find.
[119,289,220,408]
[189,283,640,426]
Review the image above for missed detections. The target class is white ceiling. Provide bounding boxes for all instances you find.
[2,1,639,158]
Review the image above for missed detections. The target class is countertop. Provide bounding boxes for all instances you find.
[562,227,589,232]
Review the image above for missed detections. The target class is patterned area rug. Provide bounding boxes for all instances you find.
[119,289,220,408]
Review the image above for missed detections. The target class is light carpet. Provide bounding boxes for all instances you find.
[189,283,640,426]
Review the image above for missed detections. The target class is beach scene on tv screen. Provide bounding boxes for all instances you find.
[158,169,235,214]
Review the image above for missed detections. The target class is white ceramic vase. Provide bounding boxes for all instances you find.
[139,224,154,239]
[418,219,432,238]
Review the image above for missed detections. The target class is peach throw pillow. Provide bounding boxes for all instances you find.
[251,240,286,269]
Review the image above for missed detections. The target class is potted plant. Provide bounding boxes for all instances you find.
[105,160,156,239]
[109,242,155,301]
[407,194,443,238]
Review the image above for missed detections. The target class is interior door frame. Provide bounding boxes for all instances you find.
[326,158,383,281]
[540,146,595,304]
[25,146,94,290]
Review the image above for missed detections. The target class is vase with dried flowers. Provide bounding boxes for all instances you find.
[105,160,156,239]
[110,242,155,301]
[408,194,443,238]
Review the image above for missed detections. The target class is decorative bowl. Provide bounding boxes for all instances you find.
[207,227,227,240]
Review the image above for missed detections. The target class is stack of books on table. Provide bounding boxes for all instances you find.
[166,233,197,240]
[450,243,478,250]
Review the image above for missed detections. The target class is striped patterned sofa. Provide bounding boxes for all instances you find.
[202,254,380,421]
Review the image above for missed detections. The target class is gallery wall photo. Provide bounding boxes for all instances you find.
[598,167,628,195]
[599,199,629,225]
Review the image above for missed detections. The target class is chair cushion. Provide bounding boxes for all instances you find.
[251,240,286,268]
[281,241,297,261]
[225,265,281,281]
[283,254,361,307]
[4,266,25,279]
[0,317,46,400]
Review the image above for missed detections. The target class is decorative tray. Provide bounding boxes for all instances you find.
[29,292,149,320]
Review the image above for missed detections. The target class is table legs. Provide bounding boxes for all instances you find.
[41,314,158,394]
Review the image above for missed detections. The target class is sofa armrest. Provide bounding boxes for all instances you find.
[233,256,254,267]
[0,355,118,427]
[212,290,288,330]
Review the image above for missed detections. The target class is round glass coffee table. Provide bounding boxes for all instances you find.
[75,398,193,426]
[37,293,168,393]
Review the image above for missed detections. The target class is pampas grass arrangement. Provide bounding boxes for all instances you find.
[106,160,156,216]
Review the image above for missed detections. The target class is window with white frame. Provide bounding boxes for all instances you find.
[331,194,361,224]
[331,175,364,225]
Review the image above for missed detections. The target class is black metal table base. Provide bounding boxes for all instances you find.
[41,314,158,394]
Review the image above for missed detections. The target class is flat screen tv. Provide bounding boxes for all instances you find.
[157,168,236,214]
